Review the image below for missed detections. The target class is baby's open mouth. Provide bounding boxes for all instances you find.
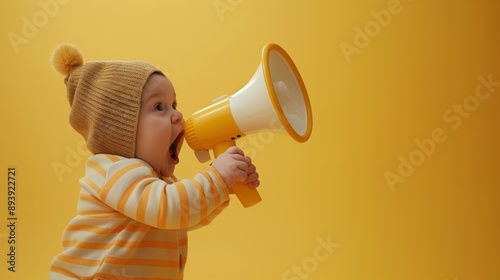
[169,131,184,163]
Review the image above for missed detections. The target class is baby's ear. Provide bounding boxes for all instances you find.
[50,43,83,76]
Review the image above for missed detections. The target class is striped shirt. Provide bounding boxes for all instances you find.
[50,154,230,280]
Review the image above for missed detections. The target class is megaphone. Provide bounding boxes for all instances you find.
[184,43,313,208]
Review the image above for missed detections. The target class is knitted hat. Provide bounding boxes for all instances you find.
[50,43,162,158]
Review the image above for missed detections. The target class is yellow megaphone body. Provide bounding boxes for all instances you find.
[184,43,313,208]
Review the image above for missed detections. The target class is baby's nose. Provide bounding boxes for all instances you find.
[172,110,183,124]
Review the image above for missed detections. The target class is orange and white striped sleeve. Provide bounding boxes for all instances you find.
[82,154,230,230]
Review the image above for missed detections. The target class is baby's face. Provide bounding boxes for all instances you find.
[136,74,185,177]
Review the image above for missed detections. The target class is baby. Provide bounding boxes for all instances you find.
[49,44,259,280]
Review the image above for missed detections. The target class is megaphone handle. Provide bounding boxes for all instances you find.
[213,140,262,208]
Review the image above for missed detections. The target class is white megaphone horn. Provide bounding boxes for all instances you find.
[184,43,313,208]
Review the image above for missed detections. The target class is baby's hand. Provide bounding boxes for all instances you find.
[211,146,260,191]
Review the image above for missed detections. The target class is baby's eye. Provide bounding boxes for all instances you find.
[172,102,178,110]
[154,103,164,111]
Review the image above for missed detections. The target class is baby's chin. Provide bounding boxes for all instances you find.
[160,163,176,178]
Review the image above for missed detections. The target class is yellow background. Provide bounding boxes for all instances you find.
[1,0,499,279]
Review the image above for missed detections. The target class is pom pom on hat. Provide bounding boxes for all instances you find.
[50,43,83,75]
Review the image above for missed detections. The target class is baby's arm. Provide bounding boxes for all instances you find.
[187,146,260,230]
[84,149,258,230]
[210,146,260,190]
[82,155,228,230]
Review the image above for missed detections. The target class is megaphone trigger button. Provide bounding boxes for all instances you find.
[230,135,242,141]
